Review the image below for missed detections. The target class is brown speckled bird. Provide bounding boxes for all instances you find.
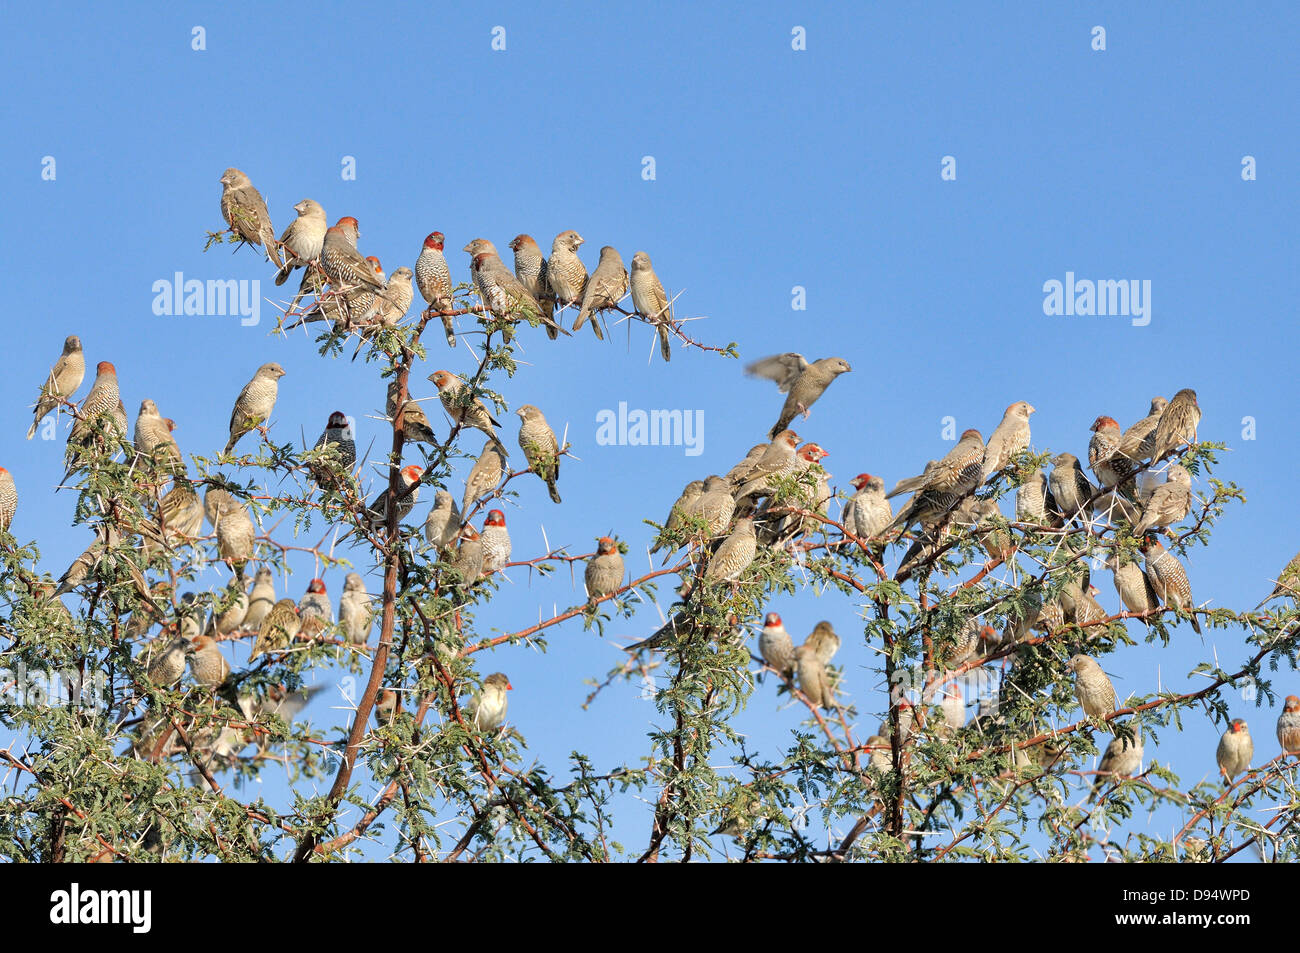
[1069,654,1117,717]
[1150,388,1200,463]
[980,401,1035,481]
[320,222,386,295]
[547,230,588,310]
[249,598,301,661]
[428,370,505,451]
[1141,534,1201,634]
[461,441,506,517]
[274,199,326,286]
[887,429,985,532]
[1091,732,1143,798]
[186,635,231,689]
[366,265,413,330]
[1016,468,1061,527]
[746,353,853,439]
[64,362,124,475]
[793,643,835,710]
[416,231,458,346]
[224,362,285,455]
[573,246,627,340]
[1133,465,1192,536]
[1047,452,1095,525]
[1106,554,1159,615]
[651,480,705,555]
[1277,696,1300,754]
[508,234,558,339]
[757,611,794,677]
[28,335,84,439]
[585,537,624,601]
[516,404,562,504]
[145,635,188,686]
[734,430,801,502]
[0,468,16,533]
[1216,719,1253,781]
[219,168,282,267]
[704,517,757,585]
[842,473,891,542]
[480,509,512,573]
[448,524,485,589]
[1087,415,1124,488]
[134,399,183,473]
[465,238,565,336]
[724,445,768,486]
[387,381,438,445]
[694,475,738,538]
[629,251,674,361]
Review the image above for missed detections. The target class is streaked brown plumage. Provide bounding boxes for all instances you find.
[28,335,84,439]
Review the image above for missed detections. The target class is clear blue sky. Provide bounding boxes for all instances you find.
[5,2,1299,859]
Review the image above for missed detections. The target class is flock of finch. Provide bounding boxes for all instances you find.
[0,166,1297,783]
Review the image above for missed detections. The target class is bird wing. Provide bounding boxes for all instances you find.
[745,353,808,393]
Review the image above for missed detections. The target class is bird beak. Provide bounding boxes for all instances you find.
[506,681,514,691]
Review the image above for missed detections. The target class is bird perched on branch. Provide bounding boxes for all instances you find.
[428,370,506,453]
[516,404,562,504]
[842,473,891,544]
[464,238,566,337]
[547,230,587,311]
[466,673,512,731]
[1216,719,1252,782]
[573,246,627,340]
[224,363,285,456]
[339,572,373,646]
[1140,534,1201,634]
[980,401,1035,482]
[887,430,985,533]
[219,168,282,267]
[310,411,356,489]
[1068,654,1116,717]
[757,611,794,677]
[27,335,84,440]
[1090,732,1143,799]
[274,199,326,287]
[508,234,558,340]
[1277,696,1300,754]
[416,231,457,346]
[1132,464,1192,537]
[629,251,674,361]
[1149,388,1201,463]
[585,537,624,601]
[745,353,852,439]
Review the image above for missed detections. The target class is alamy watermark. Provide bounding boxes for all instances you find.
[152,273,261,326]
[1042,271,1150,326]
[3,662,108,715]
[596,402,703,457]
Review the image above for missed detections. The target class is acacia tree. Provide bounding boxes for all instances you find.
[0,219,1295,865]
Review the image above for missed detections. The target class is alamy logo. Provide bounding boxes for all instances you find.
[1042,272,1151,326]
[595,402,703,457]
[49,883,151,933]
[152,272,261,326]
